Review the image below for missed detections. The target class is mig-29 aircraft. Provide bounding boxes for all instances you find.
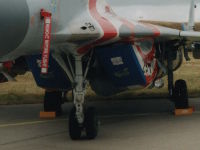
[0,0,200,140]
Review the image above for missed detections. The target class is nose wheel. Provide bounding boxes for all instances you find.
[69,107,98,140]
[69,107,82,140]
[85,107,98,139]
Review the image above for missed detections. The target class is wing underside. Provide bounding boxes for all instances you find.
[53,0,200,53]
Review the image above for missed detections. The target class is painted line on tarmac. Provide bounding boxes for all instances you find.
[0,113,142,128]
[0,112,187,128]
[0,119,67,128]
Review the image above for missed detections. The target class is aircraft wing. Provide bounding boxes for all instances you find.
[180,30,200,40]
[51,0,200,55]
[123,23,200,42]
[54,22,200,53]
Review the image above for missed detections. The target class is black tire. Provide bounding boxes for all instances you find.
[85,107,98,139]
[173,80,189,109]
[69,107,82,140]
[44,91,63,116]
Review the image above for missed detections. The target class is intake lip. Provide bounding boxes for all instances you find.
[0,0,29,57]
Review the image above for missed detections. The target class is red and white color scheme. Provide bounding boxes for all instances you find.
[133,40,158,86]
[40,9,52,74]
[0,0,199,140]
[76,0,162,55]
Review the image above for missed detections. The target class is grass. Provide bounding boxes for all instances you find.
[0,73,44,105]
[0,53,199,105]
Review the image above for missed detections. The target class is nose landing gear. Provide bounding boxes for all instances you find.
[53,53,99,140]
[69,55,98,140]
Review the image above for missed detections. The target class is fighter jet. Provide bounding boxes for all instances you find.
[1,0,200,140]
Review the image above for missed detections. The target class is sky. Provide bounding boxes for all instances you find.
[108,0,200,22]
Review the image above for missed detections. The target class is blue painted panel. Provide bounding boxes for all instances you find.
[26,54,71,90]
[95,44,146,87]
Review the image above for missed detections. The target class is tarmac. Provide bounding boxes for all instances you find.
[1,98,200,150]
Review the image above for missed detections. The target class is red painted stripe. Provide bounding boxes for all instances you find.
[119,18,134,39]
[143,23,161,37]
[135,43,158,85]
[132,24,160,42]
[77,0,118,54]
[117,24,160,44]
[136,42,155,65]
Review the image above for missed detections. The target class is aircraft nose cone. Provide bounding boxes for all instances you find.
[0,0,29,57]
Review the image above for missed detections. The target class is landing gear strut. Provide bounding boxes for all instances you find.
[167,49,189,109]
[69,56,98,140]
[52,53,98,140]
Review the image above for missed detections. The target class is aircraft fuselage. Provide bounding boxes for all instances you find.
[0,0,182,89]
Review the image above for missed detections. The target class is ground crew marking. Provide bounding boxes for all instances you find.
[0,119,67,128]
